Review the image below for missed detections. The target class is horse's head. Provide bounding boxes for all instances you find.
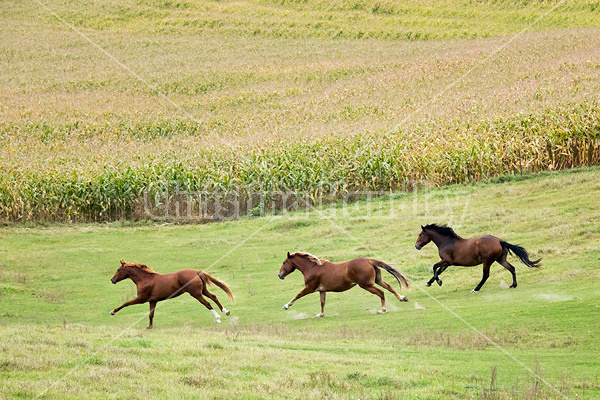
[415,226,432,250]
[111,260,129,284]
[278,252,296,280]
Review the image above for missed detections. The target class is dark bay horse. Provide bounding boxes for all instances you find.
[110,260,234,328]
[278,252,410,317]
[415,224,541,293]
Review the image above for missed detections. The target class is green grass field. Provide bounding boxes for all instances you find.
[1,168,600,399]
[2,1,600,398]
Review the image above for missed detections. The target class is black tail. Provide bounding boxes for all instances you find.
[370,260,411,290]
[500,241,542,268]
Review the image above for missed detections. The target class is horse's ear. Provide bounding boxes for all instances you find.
[287,252,291,258]
[421,225,425,230]
[120,259,125,265]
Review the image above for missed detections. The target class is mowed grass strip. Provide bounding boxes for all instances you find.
[0,168,599,398]
[13,0,600,40]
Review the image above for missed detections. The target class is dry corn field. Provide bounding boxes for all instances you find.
[1,0,600,222]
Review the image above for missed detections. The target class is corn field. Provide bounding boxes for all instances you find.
[0,103,598,223]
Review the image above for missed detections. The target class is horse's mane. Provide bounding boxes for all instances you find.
[423,223,462,239]
[123,262,156,273]
[289,252,329,265]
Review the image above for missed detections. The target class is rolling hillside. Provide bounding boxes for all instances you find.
[1,168,599,399]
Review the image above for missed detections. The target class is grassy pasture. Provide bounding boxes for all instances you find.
[2,2,600,395]
[1,168,600,399]
[1,0,600,221]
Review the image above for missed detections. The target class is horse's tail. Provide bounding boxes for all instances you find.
[369,260,411,290]
[500,241,542,268]
[198,271,235,303]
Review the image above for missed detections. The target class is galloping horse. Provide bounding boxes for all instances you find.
[278,252,410,317]
[110,260,234,328]
[415,224,541,293]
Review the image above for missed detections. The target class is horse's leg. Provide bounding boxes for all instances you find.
[316,291,326,318]
[497,258,518,288]
[361,285,387,314]
[283,286,314,310]
[110,297,146,315]
[426,261,447,287]
[471,261,492,293]
[147,301,157,329]
[202,286,230,316]
[435,265,449,286]
[376,279,408,302]
[190,290,221,323]
[425,265,438,287]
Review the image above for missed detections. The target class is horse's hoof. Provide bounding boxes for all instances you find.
[424,282,431,287]
[377,309,387,314]
[510,284,517,289]
[471,289,478,294]
[225,310,230,316]
[146,326,152,330]
[109,311,114,315]
[402,296,409,302]
[283,304,289,310]
[437,280,442,287]
[215,319,221,323]
[315,313,324,318]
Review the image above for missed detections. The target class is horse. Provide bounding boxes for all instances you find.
[110,260,234,328]
[414,224,542,293]
[277,252,410,317]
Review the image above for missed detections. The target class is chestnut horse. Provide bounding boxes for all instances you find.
[278,252,410,317]
[415,224,541,293]
[110,260,234,328]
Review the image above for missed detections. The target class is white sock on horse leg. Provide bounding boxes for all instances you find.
[211,309,220,319]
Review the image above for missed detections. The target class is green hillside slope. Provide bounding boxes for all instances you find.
[1,168,599,399]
